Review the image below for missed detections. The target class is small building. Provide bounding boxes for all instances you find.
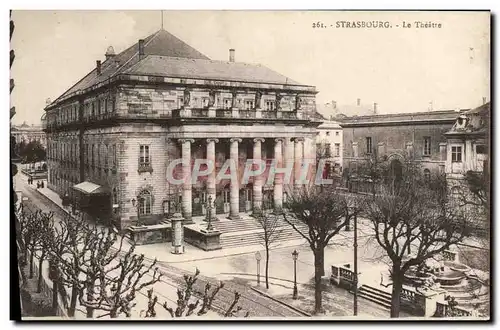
[315,120,343,176]
[11,121,47,147]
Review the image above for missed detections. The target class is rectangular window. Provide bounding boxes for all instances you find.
[423,136,431,156]
[178,97,184,109]
[139,145,150,165]
[451,146,462,163]
[336,131,339,136]
[366,137,373,154]
[265,101,275,111]
[91,144,94,166]
[476,145,486,154]
[335,143,340,157]
[202,98,209,108]
[112,144,117,167]
[244,100,254,110]
[224,99,232,109]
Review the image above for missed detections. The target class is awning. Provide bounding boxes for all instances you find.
[73,181,108,195]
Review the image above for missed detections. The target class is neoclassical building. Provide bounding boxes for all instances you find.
[43,29,321,229]
[11,121,47,147]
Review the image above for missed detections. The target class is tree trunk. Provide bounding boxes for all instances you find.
[317,248,325,277]
[313,249,323,314]
[110,309,117,318]
[86,282,95,318]
[37,251,45,292]
[390,265,403,318]
[29,246,35,279]
[68,282,78,317]
[265,246,270,289]
[52,274,58,315]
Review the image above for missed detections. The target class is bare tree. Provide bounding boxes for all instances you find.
[255,203,283,289]
[362,163,474,318]
[283,185,358,314]
[143,268,249,318]
[36,213,54,293]
[50,214,92,317]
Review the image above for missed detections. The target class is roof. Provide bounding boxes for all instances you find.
[48,29,307,108]
[73,181,108,195]
[123,55,301,85]
[317,102,375,119]
[339,109,464,125]
[465,101,490,115]
[445,102,490,136]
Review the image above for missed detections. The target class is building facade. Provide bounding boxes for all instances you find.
[444,102,490,207]
[339,110,465,190]
[43,29,320,229]
[315,120,343,176]
[11,121,47,147]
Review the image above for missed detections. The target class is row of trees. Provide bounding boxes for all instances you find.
[16,206,247,318]
[14,140,46,167]
[264,159,480,317]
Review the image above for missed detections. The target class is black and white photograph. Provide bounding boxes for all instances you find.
[9,9,491,321]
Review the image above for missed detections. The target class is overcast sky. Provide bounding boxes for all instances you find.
[10,10,490,125]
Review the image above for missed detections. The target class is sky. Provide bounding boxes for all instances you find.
[10,10,490,125]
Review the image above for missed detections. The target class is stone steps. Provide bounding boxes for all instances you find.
[356,285,392,310]
[220,226,307,248]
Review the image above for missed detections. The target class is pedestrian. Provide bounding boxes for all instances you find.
[41,181,44,188]
[37,181,40,189]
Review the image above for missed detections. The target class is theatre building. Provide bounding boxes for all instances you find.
[43,29,321,229]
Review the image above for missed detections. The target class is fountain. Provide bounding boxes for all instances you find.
[403,252,489,316]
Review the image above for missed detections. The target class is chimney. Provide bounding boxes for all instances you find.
[373,102,378,114]
[356,98,361,106]
[482,96,487,104]
[138,39,145,57]
[229,49,235,62]
[96,60,102,75]
[105,46,116,61]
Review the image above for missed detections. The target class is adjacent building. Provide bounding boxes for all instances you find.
[11,121,47,147]
[315,120,343,176]
[43,29,321,229]
[444,102,490,207]
[339,109,465,191]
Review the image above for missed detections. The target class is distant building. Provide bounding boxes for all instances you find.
[339,109,465,191]
[11,121,46,147]
[315,120,343,176]
[317,98,378,120]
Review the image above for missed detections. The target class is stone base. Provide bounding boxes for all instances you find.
[202,216,220,222]
[171,245,185,254]
[127,223,172,245]
[227,214,241,220]
[184,226,222,251]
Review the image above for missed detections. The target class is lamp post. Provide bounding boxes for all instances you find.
[131,196,144,226]
[292,249,299,299]
[255,251,261,285]
[204,195,214,231]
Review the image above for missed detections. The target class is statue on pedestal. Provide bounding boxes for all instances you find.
[255,90,262,109]
[295,94,302,110]
[208,90,216,107]
[183,89,191,107]
[231,90,238,108]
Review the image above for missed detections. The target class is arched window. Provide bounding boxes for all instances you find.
[423,169,431,181]
[139,190,152,215]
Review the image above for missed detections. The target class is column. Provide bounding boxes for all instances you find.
[229,138,242,219]
[274,138,284,211]
[180,138,194,223]
[294,137,304,190]
[252,138,265,213]
[206,138,219,220]
[284,138,294,192]
[465,140,473,172]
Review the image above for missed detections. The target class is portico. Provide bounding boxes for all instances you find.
[172,133,310,222]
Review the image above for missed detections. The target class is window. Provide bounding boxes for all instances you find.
[335,143,340,157]
[202,98,209,108]
[139,145,150,165]
[451,146,462,163]
[224,99,232,109]
[223,190,230,203]
[423,169,431,181]
[244,100,254,110]
[104,145,108,168]
[91,144,95,166]
[178,97,184,109]
[112,188,118,205]
[423,136,431,156]
[335,131,339,136]
[265,101,275,111]
[112,144,117,167]
[366,137,373,154]
[139,191,152,215]
[326,131,330,136]
[91,103,95,117]
[476,145,486,154]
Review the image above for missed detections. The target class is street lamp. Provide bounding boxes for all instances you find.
[292,249,299,299]
[255,251,262,285]
[204,195,214,231]
[131,196,144,226]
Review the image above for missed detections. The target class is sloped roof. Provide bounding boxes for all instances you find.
[124,55,301,85]
[50,29,211,106]
[48,29,307,108]
[317,102,375,119]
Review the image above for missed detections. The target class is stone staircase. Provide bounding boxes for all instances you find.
[215,214,308,249]
[355,285,392,310]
